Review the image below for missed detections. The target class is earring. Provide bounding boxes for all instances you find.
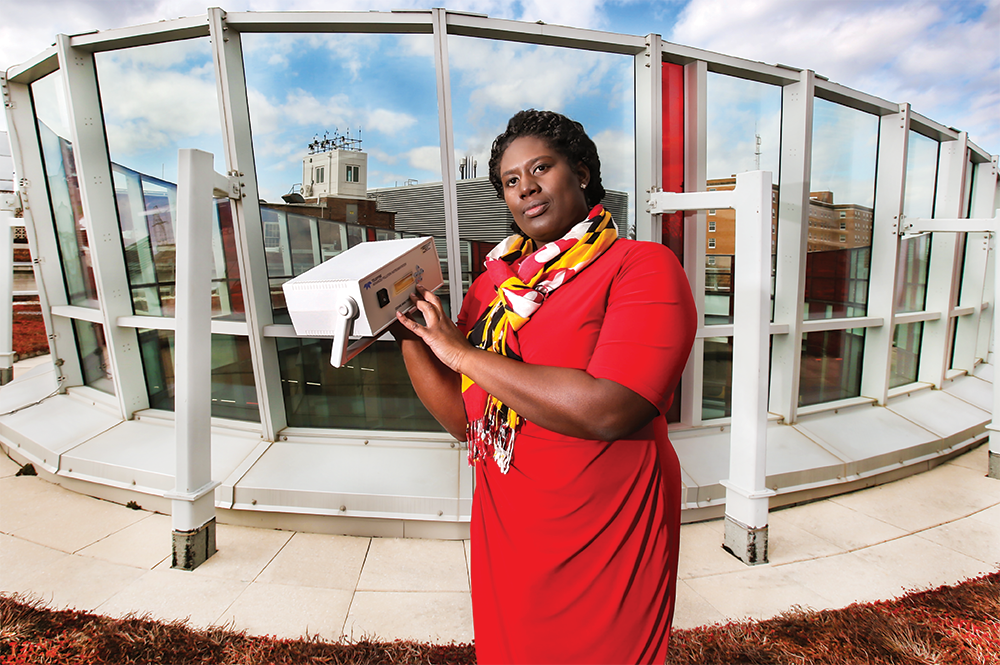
[581,183,587,189]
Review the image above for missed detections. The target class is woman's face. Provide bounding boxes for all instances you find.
[498,135,591,245]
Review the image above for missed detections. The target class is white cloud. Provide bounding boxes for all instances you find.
[669,0,999,154]
[404,145,442,175]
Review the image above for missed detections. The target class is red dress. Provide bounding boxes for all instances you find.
[456,239,697,664]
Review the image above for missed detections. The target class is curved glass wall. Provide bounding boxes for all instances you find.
[5,9,996,441]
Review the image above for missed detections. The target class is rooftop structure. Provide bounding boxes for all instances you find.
[1,8,997,569]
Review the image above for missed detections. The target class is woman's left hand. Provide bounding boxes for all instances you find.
[395,285,473,374]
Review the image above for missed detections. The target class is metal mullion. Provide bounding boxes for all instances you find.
[974,161,999,363]
[916,134,967,387]
[679,60,707,427]
[446,13,645,55]
[432,8,463,317]
[67,15,211,53]
[635,35,662,244]
[2,75,80,388]
[768,69,814,424]
[55,35,148,417]
[207,8,286,440]
[859,104,910,405]
[222,10,434,34]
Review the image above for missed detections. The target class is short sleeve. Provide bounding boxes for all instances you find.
[586,244,696,414]
[456,273,496,336]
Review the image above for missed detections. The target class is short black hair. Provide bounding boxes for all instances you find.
[488,109,605,209]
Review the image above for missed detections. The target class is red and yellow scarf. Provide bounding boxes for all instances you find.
[463,205,618,473]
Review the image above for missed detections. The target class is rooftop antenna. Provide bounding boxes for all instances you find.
[754,125,762,171]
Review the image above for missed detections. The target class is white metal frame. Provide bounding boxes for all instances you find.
[649,171,774,561]
[2,8,997,535]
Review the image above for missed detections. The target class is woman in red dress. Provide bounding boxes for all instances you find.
[395,110,696,664]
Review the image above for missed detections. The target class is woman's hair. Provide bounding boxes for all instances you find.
[488,109,605,209]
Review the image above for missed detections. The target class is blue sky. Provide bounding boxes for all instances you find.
[3,0,998,209]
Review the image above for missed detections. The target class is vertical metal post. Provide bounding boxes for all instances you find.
[954,158,999,372]
[55,35,149,416]
[635,34,663,244]
[991,225,1000,479]
[917,134,967,387]
[648,170,773,564]
[432,8,464,317]
[768,70,814,423]
[859,105,910,404]
[680,60,707,426]
[0,206,14,384]
[3,75,77,390]
[166,148,219,570]
[722,170,775,565]
[208,8,287,440]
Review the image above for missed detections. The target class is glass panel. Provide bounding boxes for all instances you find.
[95,40,243,320]
[74,320,115,394]
[895,131,939,314]
[805,98,878,320]
[799,328,865,406]
[243,32,450,432]
[889,322,923,388]
[448,35,635,289]
[137,330,260,422]
[705,73,780,324]
[277,337,442,432]
[702,336,733,419]
[31,73,99,308]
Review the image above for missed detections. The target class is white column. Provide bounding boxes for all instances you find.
[0,206,13,384]
[208,9,286,440]
[917,134,968,387]
[680,60,707,426]
[722,170,775,565]
[860,105,910,404]
[432,8,464,317]
[166,149,220,569]
[55,35,149,416]
[3,75,80,389]
[768,69,814,423]
[954,158,999,372]
[635,34,663,244]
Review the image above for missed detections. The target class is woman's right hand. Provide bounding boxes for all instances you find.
[395,285,474,375]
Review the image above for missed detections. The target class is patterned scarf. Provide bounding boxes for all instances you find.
[463,205,618,473]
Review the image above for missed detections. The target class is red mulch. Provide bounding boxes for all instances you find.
[1,572,997,664]
[12,299,48,359]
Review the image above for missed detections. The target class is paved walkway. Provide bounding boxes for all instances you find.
[1,360,998,644]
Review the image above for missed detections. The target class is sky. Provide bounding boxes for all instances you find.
[2,0,998,212]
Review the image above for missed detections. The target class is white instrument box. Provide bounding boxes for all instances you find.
[281,236,443,366]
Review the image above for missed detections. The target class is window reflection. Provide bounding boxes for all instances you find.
[74,320,114,394]
[276,337,441,432]
[705,73,781,325]
[94,40,241,320]
[702,336,733,419]
[895,131,939,315]
[889,322,923,388]
[799,328,865,406]
[137,329,260,422]
[31,74,99,308]
[805,98,878,320]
